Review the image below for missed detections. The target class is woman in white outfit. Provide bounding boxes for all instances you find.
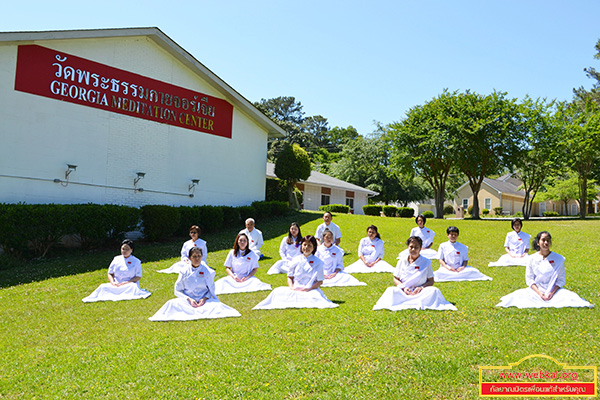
[83,239,151,302]
[496,231,592,309]
[149,247,241,321]
[345,225,395,273]
[409,214,438,259]
[267,222,302,275]
[373,236,457,311]
[253,235,338,310]
[317,229,366,287]
[488,218,531,267]
[215,233,271,295]
[157,225,212,274]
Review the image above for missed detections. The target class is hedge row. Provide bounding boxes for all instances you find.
[0,201,288,258]
[362,205,382,216]
[318,204,350,213]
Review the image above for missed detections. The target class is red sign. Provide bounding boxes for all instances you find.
[481,382,595,396]
[14,45,233,138]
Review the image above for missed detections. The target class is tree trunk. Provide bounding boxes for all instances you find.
[579,175,587,219]
[469,180,483,220]
[287,182,300,210]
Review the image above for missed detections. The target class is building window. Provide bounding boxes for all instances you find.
[571,203,578,216]
[321,194,330,206]
[346,197,354,213]
[462,198,469,210]
[484,198,491,210]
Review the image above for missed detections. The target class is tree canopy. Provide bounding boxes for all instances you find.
[274,143,311,209]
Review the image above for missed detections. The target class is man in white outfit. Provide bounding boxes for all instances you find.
[315,212,342,246]
[239,218,264,259]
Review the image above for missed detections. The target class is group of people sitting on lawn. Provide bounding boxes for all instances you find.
[83,212,593,320]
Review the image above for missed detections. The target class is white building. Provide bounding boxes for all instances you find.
[266,163,378,215]
[0,28,285,207]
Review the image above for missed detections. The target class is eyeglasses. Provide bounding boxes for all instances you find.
[190,231,199,234]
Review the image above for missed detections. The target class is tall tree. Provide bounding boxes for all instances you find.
[573,38,600,106]
[274,143,311,209]
[514,98,564,219]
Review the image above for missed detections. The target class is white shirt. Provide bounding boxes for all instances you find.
[316,244,344,275]
[279,236,302,261]
[504,231,531,256]
[174,263,216,301]
[315,222,342,242]
[437,241,469,269]
[288,254,325,289]
[526,252,566,293]
[358,237,385,263]
[410,226,435,249]
[180,238,208,262]
[239,228,264,256]
[393,254,433,288]
[224,250,259,279]
[108,255,142,283]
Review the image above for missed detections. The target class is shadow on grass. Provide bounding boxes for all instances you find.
[0,211,322,289]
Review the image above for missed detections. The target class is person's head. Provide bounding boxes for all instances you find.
[245,218,255,232]
[446,226,459,242]
[511,218,522,232]
[322,229,334,246]
[415,214,427,228]
[234,233,250,255]
[188,246,203,267]
[189,225,201,239]
[287,222,302,245]
[406,236,423,258]
[323,212,332,225]
[121,239,134,257]
[532,231,552,252]
[301,235,318,256]
[367,225,381,240]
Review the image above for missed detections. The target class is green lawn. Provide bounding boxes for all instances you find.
[0,212,598,399]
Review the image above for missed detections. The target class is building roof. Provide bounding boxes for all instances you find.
[457,175,525,197]
[0,27,286,139]
[266,162,379,196]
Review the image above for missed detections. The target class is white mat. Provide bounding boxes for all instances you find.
[82,282,151,303]
[488,254,530,267]
[373,286,457,311]
[253,287,338,310]
[322,272,366,287]
[433,266,492,282]
[496,287,593,308]
[344,260,395,274]
[214,276,272,295]
[149,298,241,321]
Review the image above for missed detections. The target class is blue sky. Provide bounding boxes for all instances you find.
[3,1,600,135]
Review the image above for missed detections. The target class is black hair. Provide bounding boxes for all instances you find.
[121,239,135,251]
[233,233,251,256]
[301,235,318,254]
[367,225,381,239]
[188,246,203,258]
[286,222,302,245]
[532,231,551,251]
[446,226,459,235]
[415,214,427,225]
[406,236,423,248]
[511,218,522,230]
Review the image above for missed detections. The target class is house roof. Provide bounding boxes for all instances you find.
[0,27,286,139]
[457,175,525,197]
[266,162,379,196]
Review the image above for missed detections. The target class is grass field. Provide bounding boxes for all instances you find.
[0,212,598,399]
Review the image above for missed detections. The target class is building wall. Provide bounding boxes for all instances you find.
[299,183,368,215]
[0,37,267,207]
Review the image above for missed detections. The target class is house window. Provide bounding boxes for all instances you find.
[462,199,469,210]
[484,198,491,210]
[571,203,578,216]
[539,202,546,214]
[321,194,330,206]
[346,197,354,213]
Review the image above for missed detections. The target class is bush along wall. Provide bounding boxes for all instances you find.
[318,204,350,213]
[363,205,382,216]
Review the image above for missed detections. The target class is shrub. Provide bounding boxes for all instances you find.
[467,205,474,215]
[319,204,350,213]
[0,203,40,257]
[482,209,490,216]
[177,206,203,236]
[221,206,239,227]
[363,205,382,216]
[543,211,560,217]
[103,204,141,241]
[443,204,455,215]
[269,201,289,216]
[514,212,523,218]
[141,205,181,241]
[422,210,435,219]
[494,207,503,216]
[398,207,415,218]
[238,206,256,223]
[265,178,288,202]
[198,205,224,233]
[382,205,397,217]
[252,201,272,220]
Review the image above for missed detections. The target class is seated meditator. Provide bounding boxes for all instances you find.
[253,235,338,310]
[157,225,213,274]
[149,247,241,321]
[214,233,272,295]
[83,239,151,302]
[373,236,457,311]
[433,226,492,282]
[496,231,593,309]
[408,214,438,259]
[316,229,366,287]
[345,225,395,273]
[488,218,531,267]
[315,211,342,247]
[239,218,264,259]
[267,222,303,275]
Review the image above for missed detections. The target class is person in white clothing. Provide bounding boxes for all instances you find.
[317,230,366,287]
[373,236,457,311]
[488,218,531,267]
[239,218,264,259]
[409,214,438,259]
[157,225,212,274]
[315,212,342,246]
[435,226,492,282]
[215,233,271,295]
[83,240,151,302]
[253,235,338,310]
[267,222,303,275]
[149,247,241,321]
[497,231,592,308]
[345,225,395,273]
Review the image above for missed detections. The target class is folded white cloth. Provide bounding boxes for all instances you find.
[266,259,290,275]
[496,287,593,309]
[322,272,367,287]
[488,254,530,267]
[373,286,457,311]
[433,266,493,282]
[149,298,241,321]
[157,260,214,274]
[253,287,338,310]
[214,276,271,295]
[82,282,151,303]
[344,260,395,274]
